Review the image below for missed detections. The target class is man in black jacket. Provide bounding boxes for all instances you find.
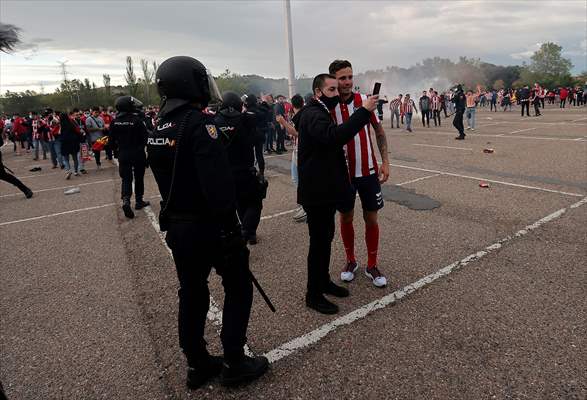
[297,73,378,314]
[110,95,150,219]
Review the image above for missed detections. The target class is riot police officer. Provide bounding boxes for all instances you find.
[243,94,266,178]
[452,84,467,140]
[110,95,150,219]
[146,56,269,389]
[215,92,266,245]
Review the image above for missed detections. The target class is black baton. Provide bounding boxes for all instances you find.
[248,269,276,312]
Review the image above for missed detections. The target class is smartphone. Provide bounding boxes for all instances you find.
[372,82,381,96]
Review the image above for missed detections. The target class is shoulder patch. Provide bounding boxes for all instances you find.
[205,124,218,139]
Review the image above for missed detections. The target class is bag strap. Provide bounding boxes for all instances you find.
[160,110,194,218]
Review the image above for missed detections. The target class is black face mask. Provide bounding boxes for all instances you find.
[319,94,340,110]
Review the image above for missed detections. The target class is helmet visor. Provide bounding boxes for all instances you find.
[207,70,222,105]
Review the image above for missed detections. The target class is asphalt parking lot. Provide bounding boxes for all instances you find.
[1,105,586,399]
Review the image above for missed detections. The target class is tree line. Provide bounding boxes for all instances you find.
[1,42,584,115]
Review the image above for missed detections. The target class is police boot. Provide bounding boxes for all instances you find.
[220,355,269,387]
[135,198,150,210]
[186,355,223,389]
[122,197,135,219]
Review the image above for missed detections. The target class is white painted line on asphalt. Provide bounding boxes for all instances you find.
[412,144,473,151]
[17,165,116,179]
[571,117,587,122]
[509,127,537,134]
[388,163,585,198]
[396,174,441,186]
[0,203,116,226]
[476,122,502,127]
[400,129,583,142]
[260,208,298,220]
[263,196,587,364]
[0,179,116,198]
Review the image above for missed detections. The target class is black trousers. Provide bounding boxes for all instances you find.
[560,99,566,108]
[453,110,465,136]
[276,125,286,151]
[534,101,541,116]
[165,221,253,365]
[433,110,441,126]
[0,152,30,194]
[490,101,497,111]
[303,204,336,296]
[118,159,145,200]
[421,110,430,127]
[521,101,530,116]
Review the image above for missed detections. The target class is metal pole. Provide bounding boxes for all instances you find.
[284,0,296,98]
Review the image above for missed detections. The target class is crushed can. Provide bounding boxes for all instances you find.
[64,187,81,195]
[479,182,490,188]
[483,148,494,153]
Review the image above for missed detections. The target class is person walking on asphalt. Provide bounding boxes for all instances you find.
[0,145,33,199]
[452,85,466,140]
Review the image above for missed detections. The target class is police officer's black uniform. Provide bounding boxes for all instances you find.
[215,92,266,244]
[243,94,266,177]
[0,143,33,199]
[146,56,268,389]
[110,96,150,219]
[452,85,466,140]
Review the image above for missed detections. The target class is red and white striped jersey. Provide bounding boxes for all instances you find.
[431,95,442,111]
[389,97,402,112]
[331,92,380,178]
[402,99,416,114]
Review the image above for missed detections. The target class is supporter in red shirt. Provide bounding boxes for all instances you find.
[559,87,568,108]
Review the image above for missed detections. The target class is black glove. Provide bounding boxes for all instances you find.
[220,229,249,268]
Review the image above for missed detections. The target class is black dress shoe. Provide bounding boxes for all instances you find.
[187,355,223,389]
[324,281,349,298]
[305,293,339,314]
[23,188,33,199]
[135,199,150,209]
[220,355,269,387]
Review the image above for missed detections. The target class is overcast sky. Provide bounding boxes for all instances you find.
[1,0,586,94]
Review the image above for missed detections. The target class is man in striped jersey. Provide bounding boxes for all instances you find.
[389,94,403,129]
[329,60,390,288]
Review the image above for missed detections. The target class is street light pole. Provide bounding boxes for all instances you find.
[284,0,296,98]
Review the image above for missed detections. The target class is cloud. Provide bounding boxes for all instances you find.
[1,0,586,95]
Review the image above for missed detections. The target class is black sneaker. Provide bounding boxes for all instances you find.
[324,281,349,298]
[247,235,258,245]
[305,293,339,314]
[23,188,33,199]
[135,199,150,210]
[220,355,269,387]
[186,355,223,389]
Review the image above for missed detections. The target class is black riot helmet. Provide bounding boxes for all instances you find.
[220,91,243,112]
[115,95,144,113]
[244,93,258,108]
[155,56,221,117]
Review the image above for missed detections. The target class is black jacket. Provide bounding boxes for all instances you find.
[110,112,149,163]
[296,99,372,207]
[147,105,238,231]
[214,110,262,173]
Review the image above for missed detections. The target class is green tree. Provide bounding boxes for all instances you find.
[125,56,138,96]
[527,42,573,87]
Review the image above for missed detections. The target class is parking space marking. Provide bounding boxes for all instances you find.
[412,144,473,151]
[261,208,299,220]
[388,163,585,198]
[391,129,583,142]
[263,196,587,364]
[509,127,537,134]
[0,202,116,226]
[396,173,441,186]
[0,178,116,198]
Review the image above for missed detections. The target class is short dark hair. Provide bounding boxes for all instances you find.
[291,94,304,109]
[328,59,352,74]
[312,73,336,92]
